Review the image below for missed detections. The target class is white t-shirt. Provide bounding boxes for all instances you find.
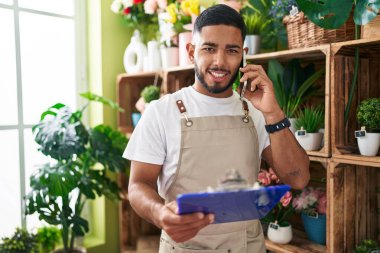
[123,86,270,198]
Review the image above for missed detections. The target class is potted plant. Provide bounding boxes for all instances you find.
[294,104,324,151]
[267,59,324,133]
[355,98,380,156]
[258,168,294,244]
[0,228,38,253]
[141,85,161,104]
[354,239,380,253]
[37,226,61,253]
[293,187,327,245]
[25,92,129,253]
[242,13,270,54]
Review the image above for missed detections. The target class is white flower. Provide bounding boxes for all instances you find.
[111,0,122,13]
[122,0,134,8]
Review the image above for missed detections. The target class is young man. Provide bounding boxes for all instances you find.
[123,4,310,252]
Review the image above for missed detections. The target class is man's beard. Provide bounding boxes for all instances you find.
[194,61,239,94]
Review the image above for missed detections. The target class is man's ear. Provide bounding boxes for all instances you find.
[186,43,195,63]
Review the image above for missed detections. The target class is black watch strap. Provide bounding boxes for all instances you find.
[265,117,290,134]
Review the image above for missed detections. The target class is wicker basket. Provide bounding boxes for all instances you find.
[361,14,380,39]
[283,12,355,49]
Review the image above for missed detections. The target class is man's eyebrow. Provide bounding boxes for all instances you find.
[201,42,218,47]
[226,44,241,49]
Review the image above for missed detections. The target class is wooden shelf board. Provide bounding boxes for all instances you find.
[118,71,159,79]
[247,45,329,64]
[165,64,194,73]
[306,151,331,158]
[265,229,326,253]
[332,154,380,167]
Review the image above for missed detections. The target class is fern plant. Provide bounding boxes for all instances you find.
[295,105,324,133]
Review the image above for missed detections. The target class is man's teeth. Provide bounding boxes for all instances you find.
[210,71,227,78]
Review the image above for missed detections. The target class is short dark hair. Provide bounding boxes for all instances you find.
[193,4,246,42]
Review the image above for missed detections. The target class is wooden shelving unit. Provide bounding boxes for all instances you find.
[117,39,380,253]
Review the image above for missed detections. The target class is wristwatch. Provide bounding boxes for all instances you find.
[265,117,291,134]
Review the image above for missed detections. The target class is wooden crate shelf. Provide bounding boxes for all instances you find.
[328,159,380,252]
[331,38,380,159]
[248,45,331,158]
[265,228,326,253]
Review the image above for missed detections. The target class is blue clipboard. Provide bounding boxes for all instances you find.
[176,185,291,224]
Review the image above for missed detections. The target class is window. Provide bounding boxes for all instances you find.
[0,0,87,237]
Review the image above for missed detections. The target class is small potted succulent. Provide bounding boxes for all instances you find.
[354,239,380,253]
[134,85,161,126]
[355,98,380,156]
[242,12,270,54]
[294,104,324,151]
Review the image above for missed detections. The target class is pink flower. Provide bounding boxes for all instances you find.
[258,170,271,186]
[269,168,280,183]
[280,191,292,207]
[144,0,157,14]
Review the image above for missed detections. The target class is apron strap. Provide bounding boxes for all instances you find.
[242,100,250,123]
[176,100,193,127]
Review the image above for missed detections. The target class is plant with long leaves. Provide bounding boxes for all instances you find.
[295,104,325,133]
[267,59,325,118]
[243,13,271,35]
[295,0,380,124]
[25,92,129,253]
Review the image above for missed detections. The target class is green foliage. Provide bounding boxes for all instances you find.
[0,228,38,253]
[267,59,324,118]
[353,239,380,253]
[141,85,160,103]
[356,98,380,133]
[241,0,296,51]
[243,13,271,35]
[26,92,129,253]
[37,226,61,253]
[295,104,325,133]
[296,0,380,28]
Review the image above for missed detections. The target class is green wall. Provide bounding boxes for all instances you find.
[86,1,132,252]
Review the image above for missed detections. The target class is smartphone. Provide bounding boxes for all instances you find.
[239,51,248,99]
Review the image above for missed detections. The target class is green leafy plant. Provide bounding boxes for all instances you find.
[267,59,324,118]
[354,239,380,253]
[295,104,325,133]
[37,226,61,253]
[0,228,38,253]
[141,85,160,103]
[25,92,129,253]
[356,98,380,133]
[243,13,271,35]
[295,0,380,124]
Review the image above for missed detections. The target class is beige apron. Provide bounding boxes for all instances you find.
[159,97,266,253]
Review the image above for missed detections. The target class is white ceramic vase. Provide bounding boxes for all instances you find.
[357,132,380,156]
[267,222,293,244]
[244,35,261,55]
[160,47,179,69]
[146,40,162,71]
[295,132,323,151]
[124,30,147,73]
